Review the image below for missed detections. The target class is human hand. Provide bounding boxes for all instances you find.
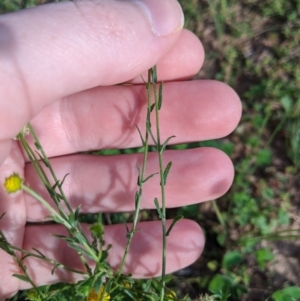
[0,0,241,299]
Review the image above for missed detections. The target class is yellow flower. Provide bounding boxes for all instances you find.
[4,173,23,194]
[87,287,110,301]
[87,289,98,301]
[166,290,176,300]
[123,281,131,288]
[26,289,38,300]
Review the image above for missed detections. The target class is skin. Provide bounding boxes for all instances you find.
[0,0,242,299]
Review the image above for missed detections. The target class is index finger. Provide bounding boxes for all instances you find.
[0,0,188,164]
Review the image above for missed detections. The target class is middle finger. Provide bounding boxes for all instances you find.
[27,80,241,158]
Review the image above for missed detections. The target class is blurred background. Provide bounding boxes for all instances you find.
[1,0,300,300]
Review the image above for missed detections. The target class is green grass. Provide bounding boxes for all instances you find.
[177,0,300,300]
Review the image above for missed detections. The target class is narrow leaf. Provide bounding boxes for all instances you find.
[51,179,61,191]
[135,125,145,146]
[32,248,46,258]
[13,274,30,283]
[136,164,141,186]
[34,141,42,150]
[154,197,163,219]
[143,172,158,183]
[149,103,155,112]
[74,205,81,222]
[151,66,157,83]
[59,173,69,188]
[36,151,49,168]
[148,128,157,146]
[162,161,172,186]
[158,82,163,110]
[68,243,92,258]
[166,215,184,236]
[51,263,63,275]
[68,212,75,225]
[146,109,152,129]
[135,191,139,209]
[160,136,176,154]
[140,74,146,84]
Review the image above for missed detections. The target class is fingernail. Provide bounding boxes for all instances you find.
[130,0,184,36]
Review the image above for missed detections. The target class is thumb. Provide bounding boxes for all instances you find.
[0,0,184,164]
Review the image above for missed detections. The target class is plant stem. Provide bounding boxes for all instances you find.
[117,70,152,277]
[212,200,226,229]
[152,75,167,301]
[27,123,73,213]
[22,185,98,263]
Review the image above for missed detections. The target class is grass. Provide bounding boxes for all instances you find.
[1,0,300,301]
[176,0,300,300]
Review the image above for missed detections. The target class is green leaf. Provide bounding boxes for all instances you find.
[36,151,50,168]
[32,247,46,258]
[161,161,172,186]
[94,272,105,291]
[272,286,300,301]
[146,109,152,130]
[256,149,272,166]
[255,248,274,269]
[59,173,69,189]
[13,274,30,283]
[34,141,42,150]
[135,191,139,208]
[222,251,243,270]
[135,125,145,146]
[136,164,141,186]
[158,82,163,110]
[154,197,163,218]
[68,243,92,259]
[100,245,112,263]
[143,172,158,183]
[160,136,176,154]
[148,128,157,146]
[74,205,81,222]
[166,215,184,236]
[90,222,104,241]
[51,263,63,275]
[280,95,292,113]
[209,274,233,295]
[149,103,155,112]
[151,66,157,83]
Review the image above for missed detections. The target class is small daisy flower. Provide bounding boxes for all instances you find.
[26,289,38,301]
[4,173,23,194]
[87,287,110,301]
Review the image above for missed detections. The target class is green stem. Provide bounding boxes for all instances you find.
[22,185,98,263]
[0,230,41,296]
[212,199,226,230]
[22,185,66,225]
[152,77,167,301]
[7,242,87,275]
[20,125,96,268]
[27,123,73,213]
[117,71,152,276]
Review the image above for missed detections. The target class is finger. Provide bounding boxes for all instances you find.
[130,29,205,83]
[0,0,184,144]
[26,80,241,158]
[24,148,233,221]
[19,219,204,289]
[0,142,26,299]
[0,139,12,167]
